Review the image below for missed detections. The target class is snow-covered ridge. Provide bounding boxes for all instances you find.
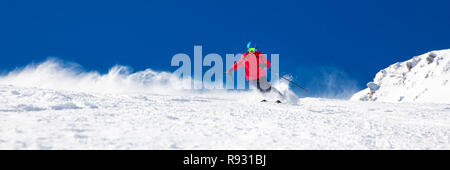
[351,49,450,103]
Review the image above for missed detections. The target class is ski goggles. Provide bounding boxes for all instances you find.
[248,48,256,52]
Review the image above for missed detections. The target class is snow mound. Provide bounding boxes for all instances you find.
[351,49,450,103]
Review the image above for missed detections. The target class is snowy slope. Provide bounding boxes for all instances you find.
[1,85,450,149]
[351,49,450,103]
[1,59,450,149]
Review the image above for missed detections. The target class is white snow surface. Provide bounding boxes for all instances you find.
[0,59,450,149]
[1,85,450,149]
[351,49,450,103]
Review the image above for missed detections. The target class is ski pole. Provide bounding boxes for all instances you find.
[267,69,308,92]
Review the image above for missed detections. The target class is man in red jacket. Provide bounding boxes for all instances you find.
[227,42,284,103]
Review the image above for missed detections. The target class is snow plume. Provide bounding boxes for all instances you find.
[272,78,300,104]
[294,66,360,99]
[0,58,299,103]
[0,58,193,95]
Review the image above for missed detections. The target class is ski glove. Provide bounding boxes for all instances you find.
[227,68,234,77]
[226,68,234,80]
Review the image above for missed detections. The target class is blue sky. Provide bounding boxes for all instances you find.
[1,0,449,97]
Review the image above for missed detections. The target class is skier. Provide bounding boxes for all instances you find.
[226,42,284,103]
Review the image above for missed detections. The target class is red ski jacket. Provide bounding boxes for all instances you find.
[232,51,271,80]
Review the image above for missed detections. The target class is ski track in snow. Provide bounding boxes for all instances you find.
[1,85,449,150]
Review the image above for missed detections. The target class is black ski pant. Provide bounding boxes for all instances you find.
[248,76,284,99]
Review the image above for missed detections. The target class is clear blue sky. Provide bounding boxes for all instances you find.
[1,0,449,96]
